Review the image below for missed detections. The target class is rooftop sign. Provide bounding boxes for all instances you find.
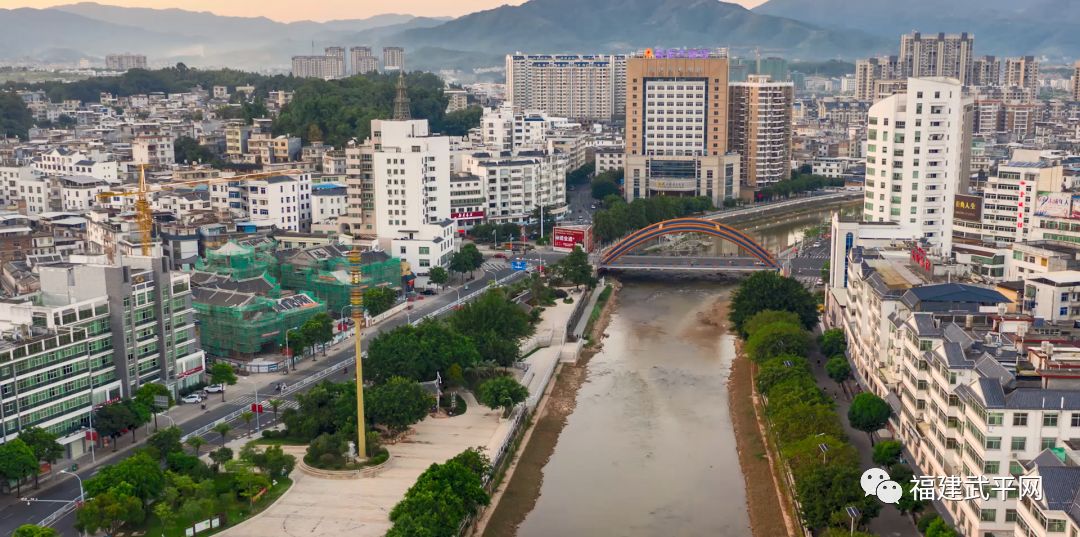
[644,48,713,59]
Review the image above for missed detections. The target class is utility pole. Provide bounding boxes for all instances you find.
[349,245,367,460]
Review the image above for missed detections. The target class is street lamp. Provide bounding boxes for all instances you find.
[818,443,829,464]
[60,470,84,505]
[239,377,261,433]
[283,326,300,372]
[845,506,860,536]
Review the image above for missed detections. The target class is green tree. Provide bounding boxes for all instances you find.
[771,402,845,445]
[821,260,831,284]
[286,328,310,364]
[363,286,398,316]
[781,434,858,482]
[387,453,490,536]
[94,401,136,451]
[147,426,183,461]
[134,382,173,410]
[74,486,145,536]
[367,320,481,383]
[848,393,891,443]
[213,422,232,447]
[428,266,449,289]
[0,439,39,495]
[745,322,811,362]
[85,452,165,505]
[556,246,594,289]
[458,243,484,275]
[477,376,529,416]
[16,427,62,487]
[208,362,238,401]
[12,525,58,537]
[755,355,810,394]
[819,328,847,358]
[241,411,256,435]
[305,433,349,469]
[449,250,474,280]
[281,381,358,441]
[566,162,594,185]
[591,177,620,200]
[871,440,903,466]
[794,464,880,530]
[209,447,233,469]
[449,288,533,366]
[730,271,819,336]
[437,106,482,136]
[152,502,176,535]
[926,516,959,537]
[826,356,852,384]
[186,435,206,456]
[888,463,926,515]
[123,398,152,444]
[365,377,435,434]
[301,312,333,355]
[173,136,220,166]
[242,445,296,477]
[743,310,803,339]
[268,398,283,418]
[0,92,33,140]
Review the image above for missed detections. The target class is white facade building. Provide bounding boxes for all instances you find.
[461,151,567,225]
[311,186,347,225]
[32,148,118,183]
[131,135,175,167]
[505,53,626,121]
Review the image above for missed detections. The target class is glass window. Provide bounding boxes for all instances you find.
[1014,413,1028,426]
[1045,413,1059,427]
[1011,437,1027,451]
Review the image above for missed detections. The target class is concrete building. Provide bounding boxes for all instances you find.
[382,47,405,72]
[105,53,147,71]
[461,150,567,225]
[505,53,627,121]
[225,123,251,161]
[624,53,740,206]
[311,185,347,225]
[972,55,1001,87]
[862,77,973,254]
[32,148,117,183]
[899,32,975,85]
[954,152,1064,248]
[324,47,345,79]
[728,75,794,189]
[1023,271,1080,322]
[243,174,312,232]
[1004,56,1040,93]
[342,140,375,237]
[349,46,378,74]
[855,56,900,102]
[594,146,624,174]
[58,176,109,212]
[445,89,469,113]
[131,135,174,167]
[1072,62,1080,102]
[291,51,345,80]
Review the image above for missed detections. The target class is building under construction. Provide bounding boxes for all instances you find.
[189,238,403,358]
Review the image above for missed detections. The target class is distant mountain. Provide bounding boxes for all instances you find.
[0,8,192,60]
[753,0,1080,59]
[387,0,889,60]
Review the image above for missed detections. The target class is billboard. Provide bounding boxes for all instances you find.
[953,195,983,221]
[1035,192,1071,218]
[1071,195,1080,220]
[552,225,593,253]
[451,211,484,220]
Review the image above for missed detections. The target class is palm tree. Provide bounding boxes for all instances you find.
[268,399,282,418]
[241,411,255,435]
[186,436,206,456]
[213,423,231,447]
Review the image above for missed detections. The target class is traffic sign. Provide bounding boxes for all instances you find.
[510,260,528,271]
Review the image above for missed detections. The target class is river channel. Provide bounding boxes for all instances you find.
[505,203,856,537]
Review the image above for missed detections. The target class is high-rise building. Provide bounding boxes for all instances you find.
[324,47,345,79]
[899,32,975,85]
[855,56,900,102]
[728,75,794,188]
[105,53,147,71]
[1004,55,1039,93]
[291,55,344,80]
[755,57,789,83]
[505,53,627,121]
[624,53,740,206]
[972,55,1001,86]
[349,46,378,74]
[383,47,405,72]
[862,77,973,254]
[1072,61,1080,101]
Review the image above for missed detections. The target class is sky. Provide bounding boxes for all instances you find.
[6,0,768,21]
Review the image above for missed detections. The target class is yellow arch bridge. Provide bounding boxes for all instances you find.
[598,218,780,271]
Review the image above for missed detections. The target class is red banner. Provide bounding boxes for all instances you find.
[451,211,484,220]
[553,228,585,250]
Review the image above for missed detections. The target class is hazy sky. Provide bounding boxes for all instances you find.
[10,0,768,21]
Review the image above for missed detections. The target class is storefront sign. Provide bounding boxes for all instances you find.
[451,211,485,220]
[953,195,983,221]
[644,48,712,59]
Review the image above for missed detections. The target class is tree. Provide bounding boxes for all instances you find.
[449,288,533,367]
[186,436,206,457]
[387,453,490,536]
[134,383,173,429]
[95,401,136,451]
[428,266,449,289]
[821,260,831,284]
[819,328,847,358]
[794,464,879,530]
[173,136,220,166]
[286,328,310,364]
[477,376,529,416]
[16,427,62,487]
[208,362,238,401]
[0,92,33,140]
[872,440,903,466]
[745,322,811,362]
[306,433,349,469]
[781,434,858,482]
[268,398,283,418]
[281,381,358,442]
[301,312,333,355]
[437,106,483,136]
[365,377,435,434]
[213,422,232,447]
[458,243,484,276]
[566,162,594,185]
[0,439,39,495]
[449,250,474,280]
[209,447,233,469]
[12,525,58,537]
[926,517,959,537]
[771,402,845,445]
[123,399,152,444]
[556,246,594,289]
[85,452,165,505]
[74,486,145,536]
[242,411,256,435]
[744,310,803,339]
[591,177,620,200]
[755,355,810,394]
[848,393,891,443]
[367,321,481,383]
[243,445,296,477]
[730,271,819,336]
[826,356,852,384]
[363,286,398,317]
[152,502,176,535]
[147,426,183,462]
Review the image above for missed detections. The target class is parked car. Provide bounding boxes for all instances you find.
[204,384,225,393]
[421,289,437,296]
[181,393,203,404]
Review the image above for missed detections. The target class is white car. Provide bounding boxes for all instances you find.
[204,384,225,393]
[181,393,203,404]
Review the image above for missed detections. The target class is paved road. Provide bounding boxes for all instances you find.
[3,261,533,537]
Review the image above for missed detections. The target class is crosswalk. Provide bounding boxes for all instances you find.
[481,260,508,271]
[227,394,299,410]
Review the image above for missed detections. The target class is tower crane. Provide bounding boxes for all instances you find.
[97,165,302,256]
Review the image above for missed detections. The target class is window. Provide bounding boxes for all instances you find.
[1071,413,1080,427]
[1005,509,1018,522]
[980,509,996,522]
[1014,413,1028,426]
[1049,519,1067,532]
[983,461,1000,474]
[988,412,1004,426]
[1045,413,1059,427]
[985,437,1001,450]
[399,246,406,254]
[418,247,430,255]
[1011,437,1027,451]
[1042,438,1056,450]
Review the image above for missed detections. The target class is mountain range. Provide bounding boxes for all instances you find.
[0,0,1077,76]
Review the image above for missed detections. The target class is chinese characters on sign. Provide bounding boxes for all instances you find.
[643,48,713,59]
[910,475,1043,502]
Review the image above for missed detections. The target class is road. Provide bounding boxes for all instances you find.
[4,260,541,537]
[601,255,770,271]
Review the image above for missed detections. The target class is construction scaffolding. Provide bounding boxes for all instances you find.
[276,249,401,314]
[192,288,326,358]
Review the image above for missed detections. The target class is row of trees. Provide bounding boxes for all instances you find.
[448,243,485,281]
[466,223,523,244]
[758,172,845,201]
[284,313,334,361]
[0,91,34,140]
[387,448,491,536]
[591,195,714,243]
[0,427,63,495]
[75,423,295,536]
[590,169,623,200]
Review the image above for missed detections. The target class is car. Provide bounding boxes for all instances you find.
[181,393,203,404]
[204,384,225,393]
[421,289,437,296]
[493,253,507,259]
[590,204,597,210]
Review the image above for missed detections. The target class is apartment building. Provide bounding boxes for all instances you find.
[105,53,147,71]
[383,47,405,71]
[595,146,625,174]
[899,32,975,86]
[479,105,572,153]
[1013,446,1080,537]
[131,135,175,167]
[973,56,1002,87]
[349,46,378,74]
[1004,56,1040,94]
[291,49,345,80]
[728,75,794,189]
[863,77,973,254]
[311,185,346,225]
[1023,271,1080,322]
[461,150,567,225]
[624,53,740,206]
[31,148,118,183]
[954,154,1063,247]
[448,173,485,232]
[1072,62,1080,102]
[505,53,627,121]
[241,174,312,232]
[342,139,375,237]
[855,56,901,102]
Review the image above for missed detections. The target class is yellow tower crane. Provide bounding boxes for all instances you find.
[97,165,303,256]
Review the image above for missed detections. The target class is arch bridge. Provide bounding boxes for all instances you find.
[598,218,780,271]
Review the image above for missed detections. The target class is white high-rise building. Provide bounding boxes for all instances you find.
[505,53,626,121]
[899,32,975,85]
[728,75,794,188]
[461,151,567,225]
[382,47,405,72]
[208,173,312,232]
[862,77,973,254]
[349,46,378,74]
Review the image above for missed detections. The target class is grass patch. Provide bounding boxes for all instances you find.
[248,436,308,447]
[304,447,389,470]
[582,285,613,339]
[141,476,293,537]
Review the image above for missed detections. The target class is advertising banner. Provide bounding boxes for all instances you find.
[1035,192,1071,218]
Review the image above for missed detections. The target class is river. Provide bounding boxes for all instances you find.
[502,203,856,537]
